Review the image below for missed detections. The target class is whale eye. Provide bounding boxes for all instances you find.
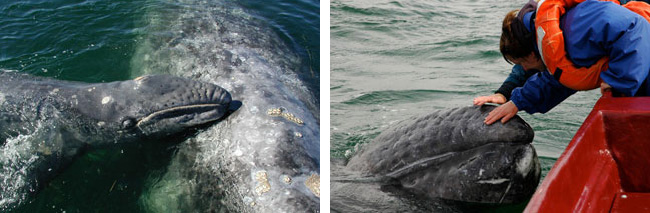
[121,117,137,129]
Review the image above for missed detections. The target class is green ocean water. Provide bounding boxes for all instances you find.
[331,0,600,211]
[0,0,319,212]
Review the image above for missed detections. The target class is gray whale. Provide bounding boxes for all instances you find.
[0,71,231,209]
[333,105,540,211]
[131,1,320,212]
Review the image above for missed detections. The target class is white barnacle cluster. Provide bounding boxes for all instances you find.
[242,196,255,207]
[281,175,292,184]
[305,173,320,198]
[70,95,79,106]
[254,170,271,196]
[101,96,112,105]
[266,107,304,125]
[266,108,283,116]
[133,76,145,90]
[49,88,59,95]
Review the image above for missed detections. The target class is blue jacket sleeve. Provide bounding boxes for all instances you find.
[495,65,541,100]
[562,0,650,96]
[510,71,576,114]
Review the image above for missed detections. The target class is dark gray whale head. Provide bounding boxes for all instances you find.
[0,72,233,210]
[68,75,232,138]
[346,105,540,204]
[0,72,232,142]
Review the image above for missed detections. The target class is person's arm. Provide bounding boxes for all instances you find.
[600,16,650,96]
[511,71,576,114]
[485,71,576,124]
[495,65,538,100]
[474,65,538,105]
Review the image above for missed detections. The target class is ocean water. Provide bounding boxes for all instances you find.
[331,0,600,211]
[0,0,319,212]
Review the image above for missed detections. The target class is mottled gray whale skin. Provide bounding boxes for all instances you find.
[345,105,540,205]
[0,71,231,209]
[132,1,320,212]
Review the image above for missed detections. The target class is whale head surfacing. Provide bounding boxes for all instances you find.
[68,74,232,139]
[0,72,232,144]
[343,105,540,206]
[0,72,232,210]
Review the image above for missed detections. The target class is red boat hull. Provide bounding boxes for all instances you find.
[525,93,650,212]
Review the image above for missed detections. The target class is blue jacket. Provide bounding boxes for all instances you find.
[495,65,539,101]
[510,0,650,114]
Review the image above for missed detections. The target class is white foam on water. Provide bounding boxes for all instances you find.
[0,125,42,210]
[0,111,73,211]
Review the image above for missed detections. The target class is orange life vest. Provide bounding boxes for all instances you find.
[535,0,650,90]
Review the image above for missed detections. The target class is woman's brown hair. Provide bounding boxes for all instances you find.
[500,9,538,64]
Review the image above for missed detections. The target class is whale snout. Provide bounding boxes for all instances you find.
[205,84,232,108]
[134,75,231,106]
[67,75,232,136]
[131,75,233,132]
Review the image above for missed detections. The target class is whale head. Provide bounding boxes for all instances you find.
[0,72,233,210]
[68,75,232,141]
[346,105,540,204]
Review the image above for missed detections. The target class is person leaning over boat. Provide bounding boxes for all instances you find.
[475,0,650,107]
[473,65,539,106]
[477,0,650,125]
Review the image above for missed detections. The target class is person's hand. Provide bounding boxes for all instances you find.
[600,82,612,96]
[484,101,519,125]
[473,93,507,106]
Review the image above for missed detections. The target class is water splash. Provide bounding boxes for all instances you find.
[0,123,45,211]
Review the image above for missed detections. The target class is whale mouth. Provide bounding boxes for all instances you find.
[136,103,226,128]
